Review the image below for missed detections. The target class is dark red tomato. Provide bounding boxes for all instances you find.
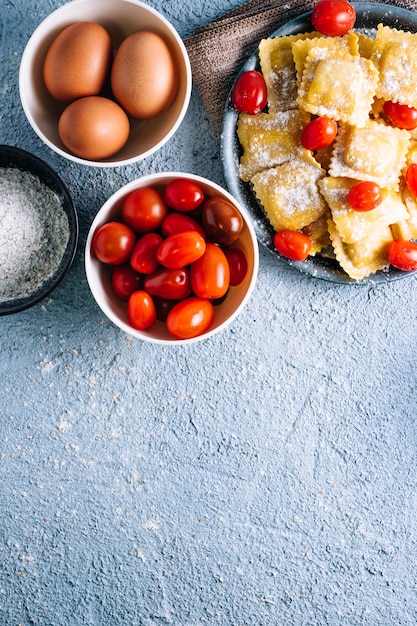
[166,297,215,339]
[153,297,179,322]
[231,70,268,115]
[111,264,142,301]
[273,230,312,261]
[144,268,191,300]
[301,117,337,151]
[164,178,205,212]
[311,0,356,36]
[127,290,157,330]
[348,181,382,212]
[161,212,205,239]
[92,221,136,265]
[121,187,168,233]
[130,232,163,274]
[201,198,244,245]
[224,247,248,286]
[383,101,417,130]
[387,240,417,271]
[190,243,230,299]
[405,163,417,197]
[156,231,206,269]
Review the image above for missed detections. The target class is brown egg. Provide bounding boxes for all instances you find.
[43,22,112,103]
[111,31,178,119]
[58,96,130,160]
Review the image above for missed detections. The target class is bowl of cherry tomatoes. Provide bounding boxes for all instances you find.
[85,172,259,344]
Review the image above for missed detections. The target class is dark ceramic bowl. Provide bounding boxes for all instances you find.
[221,2,417,284]
[0,145,78,314]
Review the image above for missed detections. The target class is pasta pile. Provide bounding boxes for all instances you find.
[237,25,417,279]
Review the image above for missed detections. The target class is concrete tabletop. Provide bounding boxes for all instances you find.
[1,1,417,624]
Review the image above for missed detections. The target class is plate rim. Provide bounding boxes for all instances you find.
[220,1,417,285]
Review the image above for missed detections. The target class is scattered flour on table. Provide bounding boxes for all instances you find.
[0,167,69,301]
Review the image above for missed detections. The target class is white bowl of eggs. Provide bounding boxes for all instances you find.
[19,0,192,167]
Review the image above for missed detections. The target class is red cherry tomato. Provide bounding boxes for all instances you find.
[111,264,142,301]
[92,221,136,265]
[311,0,356,36]
[347,181,382,212]
[127,290,157,330]
[232,70,268,115]
[273,230,312,261]
[161,212,205,239]
[224,248,248,286]
[156,231,206,269]
[405,163,417,197]
[130,232,163,274]
[383,101,417,130]
[387,240,417,271]
[166,297,215,339]
[201,198,244,245]
[190,243,230,299]
[144,268,191,300]
[164,179,205,212]
[301,117,338,151]
[121,187,168,233]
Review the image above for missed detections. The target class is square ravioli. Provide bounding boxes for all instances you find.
[292,31,359,85]
[251,151,328,231]
[327,218,393,280]
[297,47,378,127]
[329,121,410,188]
[259,33,317,112]
[237,109,309,182]
[319,176,409,243]
[371,25,417,107]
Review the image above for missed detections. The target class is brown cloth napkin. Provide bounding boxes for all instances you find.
[184,0,417,135]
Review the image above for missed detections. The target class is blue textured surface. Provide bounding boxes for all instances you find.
[1,1,417,625]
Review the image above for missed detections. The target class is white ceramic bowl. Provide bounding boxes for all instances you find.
[85,172,259,345]
[19,0,192,167]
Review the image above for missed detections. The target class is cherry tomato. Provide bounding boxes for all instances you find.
[92,221,136,265]
[190,243,230,299]
[201,198,244,245]
[121,187,168,233]
[130,232,163,274]
[153,297,179,322]
[311,0,356,36]
[405,163,417,197]
[164,179,205,212]
[224,248,248,286]
[156,231,206,269]
[383,101,417,130]
[161,212,205,239]
[273,230,312,261]
[347,181,382,212]
[231,70,268,115]
[111,264,142,301]
[301,117,337,151]
[386,240,417,271]
[166,297,215,339]
[127,290,157,330]
[144,268,191,300]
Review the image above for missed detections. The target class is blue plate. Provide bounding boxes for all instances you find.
[221,2,417,284]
